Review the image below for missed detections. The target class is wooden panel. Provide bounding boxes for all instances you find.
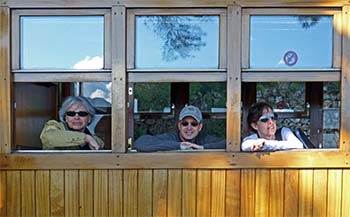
[182,169,196,217]
[284,169,298,217]
[269,169,284,217]
[242,71,340,82]
[65,170,79,217]
[109,170,123,217]
[197,169,211,216]
[241,169,255,217]
[21,171,35,216]
[124,170,138,216]
[167,169,182,216]
[342,169,350,217]
[128,72,226,83]
[14,72,111,82]
[255,169,270,216]
[153,169,167,216]
[2,151,350,169]
[7,171,20,217]
[50,170,64,216]
[36,170,50,217]
[0,171,6,217]
[226,5,242,151]
[94,170,109,216]
[211,170,225,217]
[0,6,11,154]
[327,169,342,217]
[298,169,313,216]
[340,6,350,151]
[79,170,93,217]
[111,6,127,152]
[138,170,152,217]
[225,169,240,217]
[312,169,327,217]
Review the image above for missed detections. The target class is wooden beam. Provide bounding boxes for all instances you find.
[128,72,227,83]
[242,71,340,82]
[0,7,11,154]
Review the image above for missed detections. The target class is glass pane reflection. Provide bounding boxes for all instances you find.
[250,15,333,68]
[21,16,104,70]
[135,16,219,69]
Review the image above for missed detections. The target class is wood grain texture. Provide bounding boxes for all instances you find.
[36,170,50,217]
[298,169,313,216]
[255,169,270,216]
[182,169,196,217]
[21,171,35,216]
[94,170,109,217]
[211,170,225,217]
[342,169,350,217]
[138,169,153,217]
[196,169,211,217]
[65,170,79,217]
[79,170,93,217]
[0,171,6,217]
[124,170,138,217]
[327,169,342,217]
[284,169,298,217]
[153,169,167,216]
[109,170,123,217]
[6,171,20,217]
[167,169,182,216]
[312,169,327,217]
[226,169,240,217]
[241,169,255,217]
[269,169,284,217]
[50,170,64,217]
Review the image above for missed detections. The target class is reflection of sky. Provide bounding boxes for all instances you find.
[135,16,219,69]
[21,16,104,69]
[250,16,333,68]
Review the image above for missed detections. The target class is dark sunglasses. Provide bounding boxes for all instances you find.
[259,113,278,123]
[181,121,199,127]
[66,111,89,117]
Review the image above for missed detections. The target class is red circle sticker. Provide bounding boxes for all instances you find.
[283,50,298,66]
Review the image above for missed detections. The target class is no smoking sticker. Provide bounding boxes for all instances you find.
[283,50,298,66]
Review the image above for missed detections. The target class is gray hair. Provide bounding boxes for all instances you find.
[58,96,96,123]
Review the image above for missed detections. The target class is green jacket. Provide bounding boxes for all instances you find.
[40,120,104,150]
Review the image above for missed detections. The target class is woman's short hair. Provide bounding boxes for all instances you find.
[247,101,274,132]
[58,96,96,123]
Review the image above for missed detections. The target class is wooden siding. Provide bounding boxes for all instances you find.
[0,168,349,217]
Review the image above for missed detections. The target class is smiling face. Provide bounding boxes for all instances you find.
[64,103,91,132]
[250,107,277,140]
[177,116,203,142]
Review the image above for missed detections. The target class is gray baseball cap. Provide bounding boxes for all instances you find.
[178,105,203,122]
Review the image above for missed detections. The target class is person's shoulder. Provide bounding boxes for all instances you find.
[281,127,293,133]
[44,120,65,129]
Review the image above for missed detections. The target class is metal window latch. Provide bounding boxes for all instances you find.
[128,87,133,95]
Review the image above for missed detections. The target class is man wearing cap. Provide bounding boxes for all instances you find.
[134,105,226,152]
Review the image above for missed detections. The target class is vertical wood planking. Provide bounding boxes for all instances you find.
[138,169,153,217]
[241,169,255,217]
[226,5,242,151]
[327,169,342,217]
[94,170,109,217]
[298,169,313,216]
[284,169,299,217]
[36,170,50,217]
[51,170,64,216]
[182,169,196,217]
[167,169,182,217]
[0,6,11,154]
[313,169,327,217]
[153,169,167,216]
[109,170,123,217]
[197,169,211,217]
[65,170,79,217]
[255,169,270,216]
[111,5,127,152]
[21,171,35,217]
[124,170,138,217]
[79,170,93,217]
[6,171,20,217]
[269,169,284,217]
[226,169,240,217]
[211,170,225,217]
[342,169,350,217]
[0,171,6,217]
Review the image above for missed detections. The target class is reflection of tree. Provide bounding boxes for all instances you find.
[143,16,209,61]
[297,15,321,29]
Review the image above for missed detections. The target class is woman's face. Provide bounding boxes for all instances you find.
[65,103,91,132]
[250,107,277,140]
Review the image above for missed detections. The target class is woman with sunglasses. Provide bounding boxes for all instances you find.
[242,102,303,151]
[134,105,225,152]
[40,96,104,150]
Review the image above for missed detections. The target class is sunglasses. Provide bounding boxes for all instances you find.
[259,113,278,123]
[66,111,89,117]
[181,121,199,127]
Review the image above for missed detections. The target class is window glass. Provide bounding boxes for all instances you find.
[21,16,104,69]
[250,15,333,68]
[135,15,219,69]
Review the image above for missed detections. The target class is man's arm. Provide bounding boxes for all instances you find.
[133,133,181,152]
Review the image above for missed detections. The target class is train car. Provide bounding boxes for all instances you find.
[0,0,349,216]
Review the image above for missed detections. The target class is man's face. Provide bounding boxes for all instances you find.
[177,116,202,142]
